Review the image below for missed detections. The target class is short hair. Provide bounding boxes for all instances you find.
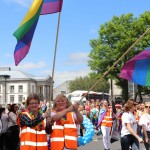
[53,94,71,110]
[26,93,40,106]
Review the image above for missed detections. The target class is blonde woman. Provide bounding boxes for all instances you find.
[139,102,150,150]
[47,94,83,150]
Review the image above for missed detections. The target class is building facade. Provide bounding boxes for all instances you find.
[0,67,52,105]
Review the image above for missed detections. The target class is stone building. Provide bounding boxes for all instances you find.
[0,67,51,105]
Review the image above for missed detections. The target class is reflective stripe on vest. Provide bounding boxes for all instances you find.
[51,137,64,142]
[21,127,46,134]
[20,141,48,146]
[65,135,77,141]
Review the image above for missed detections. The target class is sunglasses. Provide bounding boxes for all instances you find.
[145,106,150,109]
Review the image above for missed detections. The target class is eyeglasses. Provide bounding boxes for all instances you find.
[29,102,39,105]
[145,106,150,109]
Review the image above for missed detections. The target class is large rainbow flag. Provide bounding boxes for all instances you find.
[13,0,43,66]
[41,0,63,15]
[120,47,150,86]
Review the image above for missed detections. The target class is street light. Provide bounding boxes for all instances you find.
[0,75,10,105]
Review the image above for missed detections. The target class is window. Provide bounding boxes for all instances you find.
[18,95,23,103]
[10,95,14,103]
[10,86,14,93]
[32,85,34,93]
[61,91,66,94]
[18,85,23,93]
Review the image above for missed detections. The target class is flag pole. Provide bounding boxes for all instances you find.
[49,12,61,109]
[79,27,150,102]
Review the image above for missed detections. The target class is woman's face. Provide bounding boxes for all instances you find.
[28,99,40,112]
[55,98,67,111]
[145,103,150,114]
[131,104,137,112]
[14,105,18,112]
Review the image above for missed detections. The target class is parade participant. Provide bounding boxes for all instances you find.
[18,93,51,150]
[6,104,20,150]
[0,108,8,150]
[139,102,150,150]
[121,99,143,150]
[47,94,83,150]
[100,100,113,150]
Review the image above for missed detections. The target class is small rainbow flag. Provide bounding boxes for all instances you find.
[13,0,43,66]
[120,47,150,86]
[41,0,63,15]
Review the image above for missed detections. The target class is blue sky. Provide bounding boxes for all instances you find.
[1,0,150,87]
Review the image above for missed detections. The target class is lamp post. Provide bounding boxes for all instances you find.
[0,75,10,105]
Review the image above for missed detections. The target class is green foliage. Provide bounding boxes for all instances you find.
[68,76,109,93]
[88,12,150,101]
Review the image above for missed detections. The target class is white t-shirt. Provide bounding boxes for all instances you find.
[139,113,150,131]
[121,112,137,137]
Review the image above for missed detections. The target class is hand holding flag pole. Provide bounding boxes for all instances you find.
[79,28,150,102]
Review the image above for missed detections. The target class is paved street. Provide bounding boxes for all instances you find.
[78,134,146,150]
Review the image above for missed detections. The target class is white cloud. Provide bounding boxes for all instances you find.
[54,68,91,87]
[3,0,32,7]
[13,61,47,71]
[65,52,90,65]
[0,61,47,71]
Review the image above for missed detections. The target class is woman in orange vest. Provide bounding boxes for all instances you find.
[46,94,83,150]
[101,100,113,150]
[17,93,51,150]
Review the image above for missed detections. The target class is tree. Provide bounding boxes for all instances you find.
[88,12,150,101]
[68,76,109,93]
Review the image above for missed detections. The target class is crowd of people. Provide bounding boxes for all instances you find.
[0,93,149,150]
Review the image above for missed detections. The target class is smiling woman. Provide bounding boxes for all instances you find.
[17,93,51,150]
[46,94,83,150]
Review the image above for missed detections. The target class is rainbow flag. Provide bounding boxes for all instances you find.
[13,0,43,66]
[40,0,63,15]
[120,47,150,86]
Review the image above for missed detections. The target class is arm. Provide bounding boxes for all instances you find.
[126,123,143,143]
[52,106,73,122]
[19,114,44,127]
[142,125,149,143]
[73,102,83,123]
[74,110,83,124]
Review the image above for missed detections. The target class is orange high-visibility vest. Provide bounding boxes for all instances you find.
[101,108,113,127]
[18,112,48,150]
[50,112,78,150]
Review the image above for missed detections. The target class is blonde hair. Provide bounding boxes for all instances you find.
[53,94,72,110]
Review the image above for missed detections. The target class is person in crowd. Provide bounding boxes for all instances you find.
[121,99,143,150]
[17,93,51,150]
[5,104,11,113]
[99,100,113,150]
[78,105,89,136]
[139,102,150,150]
[46,94,83,150]
[90,104,99,128]
[6,104,20,150]
[0,108,8,150]
[84,101,91,117]
[41,99,47,113]
[18,98,26,113]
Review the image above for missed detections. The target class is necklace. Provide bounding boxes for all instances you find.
[29,109,43,131]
